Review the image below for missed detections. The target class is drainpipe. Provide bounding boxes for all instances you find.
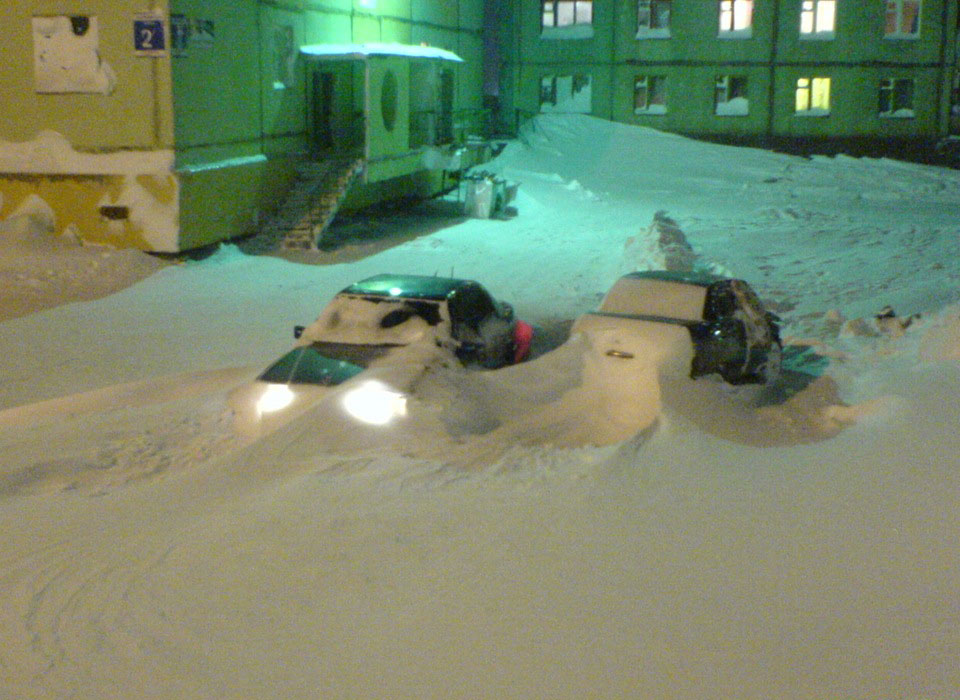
[364,58,371,164]
[934,0,951,137]
[766,0,782,142]
[609,0,616,121]
[257,6,266,157]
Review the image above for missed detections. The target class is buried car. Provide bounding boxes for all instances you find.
[230,273,530,435]
[571,270,782,385]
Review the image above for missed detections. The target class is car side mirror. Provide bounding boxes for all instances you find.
[293,325,305,339]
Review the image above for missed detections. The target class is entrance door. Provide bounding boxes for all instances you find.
[438,69,454,144]
[311,71,335,154]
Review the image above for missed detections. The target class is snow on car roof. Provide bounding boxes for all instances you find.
[339,274,479,301]
[621,270,729,287]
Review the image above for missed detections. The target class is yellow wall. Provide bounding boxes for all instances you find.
[1,0,486,251]
[0,0,173,149]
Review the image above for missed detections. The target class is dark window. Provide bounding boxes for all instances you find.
[448,285,496,331]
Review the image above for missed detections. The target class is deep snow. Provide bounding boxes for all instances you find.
[1,114,959,698]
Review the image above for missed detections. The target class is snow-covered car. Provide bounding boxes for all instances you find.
[571,270,782,385]
[230,273,528,435]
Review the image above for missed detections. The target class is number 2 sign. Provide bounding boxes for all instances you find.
[134,13,167,56]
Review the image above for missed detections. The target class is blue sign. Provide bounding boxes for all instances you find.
[134,17,167,54]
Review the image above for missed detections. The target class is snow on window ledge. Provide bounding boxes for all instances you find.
[636,28,671,39]
[717,28,753,39]
[794,108,830,117]
[715,98,749,116]
[799,31,835,41]
[880,109,916,119]
[541,25,595,40]
[634,105,667,115]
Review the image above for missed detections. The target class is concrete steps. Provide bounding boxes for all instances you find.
[244,157,364,253]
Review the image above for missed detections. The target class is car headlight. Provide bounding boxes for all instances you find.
[257,383,295,415]
[342,380,408,425]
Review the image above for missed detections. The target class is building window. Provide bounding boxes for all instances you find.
[715,76,749,115]
[795,77,831,116]
[638,0,671,38]
[885,0,920,37]
[718,0,753,38]
[542,0,593,27]
[634,75,667,114]
[800,0,836,38]
[879,78,914,117]
[540,74,592,113]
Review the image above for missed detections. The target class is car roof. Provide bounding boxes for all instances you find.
[338,274,481,301]
[620,270,730,288]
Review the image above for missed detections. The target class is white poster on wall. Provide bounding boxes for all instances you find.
[33,16,117,94]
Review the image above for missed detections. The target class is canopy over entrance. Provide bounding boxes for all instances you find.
[300,42,464,63]
[299,42,463,178]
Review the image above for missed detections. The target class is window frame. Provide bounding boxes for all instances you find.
[541,0,594,28]
[794,76,832,116]
[718,0,754,38]
[799,0,836,39]
[878,77,915,118]
[539,73,593,113]
[714,75,749,116]
[884,0,920,39]
[637,0,672,38]
[634,74,668,114]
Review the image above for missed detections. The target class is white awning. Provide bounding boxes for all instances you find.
[300,42,463,63]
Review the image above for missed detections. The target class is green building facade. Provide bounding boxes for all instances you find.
[498,0,960,148]
[0,0,486,251]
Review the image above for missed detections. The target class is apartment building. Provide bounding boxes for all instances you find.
[0,0,486,251]
[497,0,960,148]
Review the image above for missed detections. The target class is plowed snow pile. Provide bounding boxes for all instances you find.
[1,115,959,698]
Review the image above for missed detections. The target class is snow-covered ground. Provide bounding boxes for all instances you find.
[1,114,959,698]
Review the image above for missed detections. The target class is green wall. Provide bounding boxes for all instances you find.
[170,0,485,249]
[503,0,959,142]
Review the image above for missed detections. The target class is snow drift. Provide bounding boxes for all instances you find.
[1,114,959,698]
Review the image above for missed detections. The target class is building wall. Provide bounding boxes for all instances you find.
[0,0,486,252]
[0,0,179,250]
[503,0,959,145]
[171,0,487,250]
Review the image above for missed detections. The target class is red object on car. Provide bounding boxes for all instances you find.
[513,320,533,363]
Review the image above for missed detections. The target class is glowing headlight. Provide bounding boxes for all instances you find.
[257,383,295,415]
[342,380,407,425]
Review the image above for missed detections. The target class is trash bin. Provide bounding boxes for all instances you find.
[463,171,516,219]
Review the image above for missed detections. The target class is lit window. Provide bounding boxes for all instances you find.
[795,76,831,115]
[719,0,753,36]
[634,75,667,114]
[885,0,920,37]
[638,0,671,36]
[540,74,593,113]
[800,0,836,37]
[715,75,749,116]
[879,78,915,117]
[542,0,593,27]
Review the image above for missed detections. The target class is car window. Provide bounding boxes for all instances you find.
[703,281,738,321]
[448,285,496,331]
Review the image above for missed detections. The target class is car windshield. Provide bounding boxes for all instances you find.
[258,342,396,385]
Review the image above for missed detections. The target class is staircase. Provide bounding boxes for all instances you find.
[246,157,364,253]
